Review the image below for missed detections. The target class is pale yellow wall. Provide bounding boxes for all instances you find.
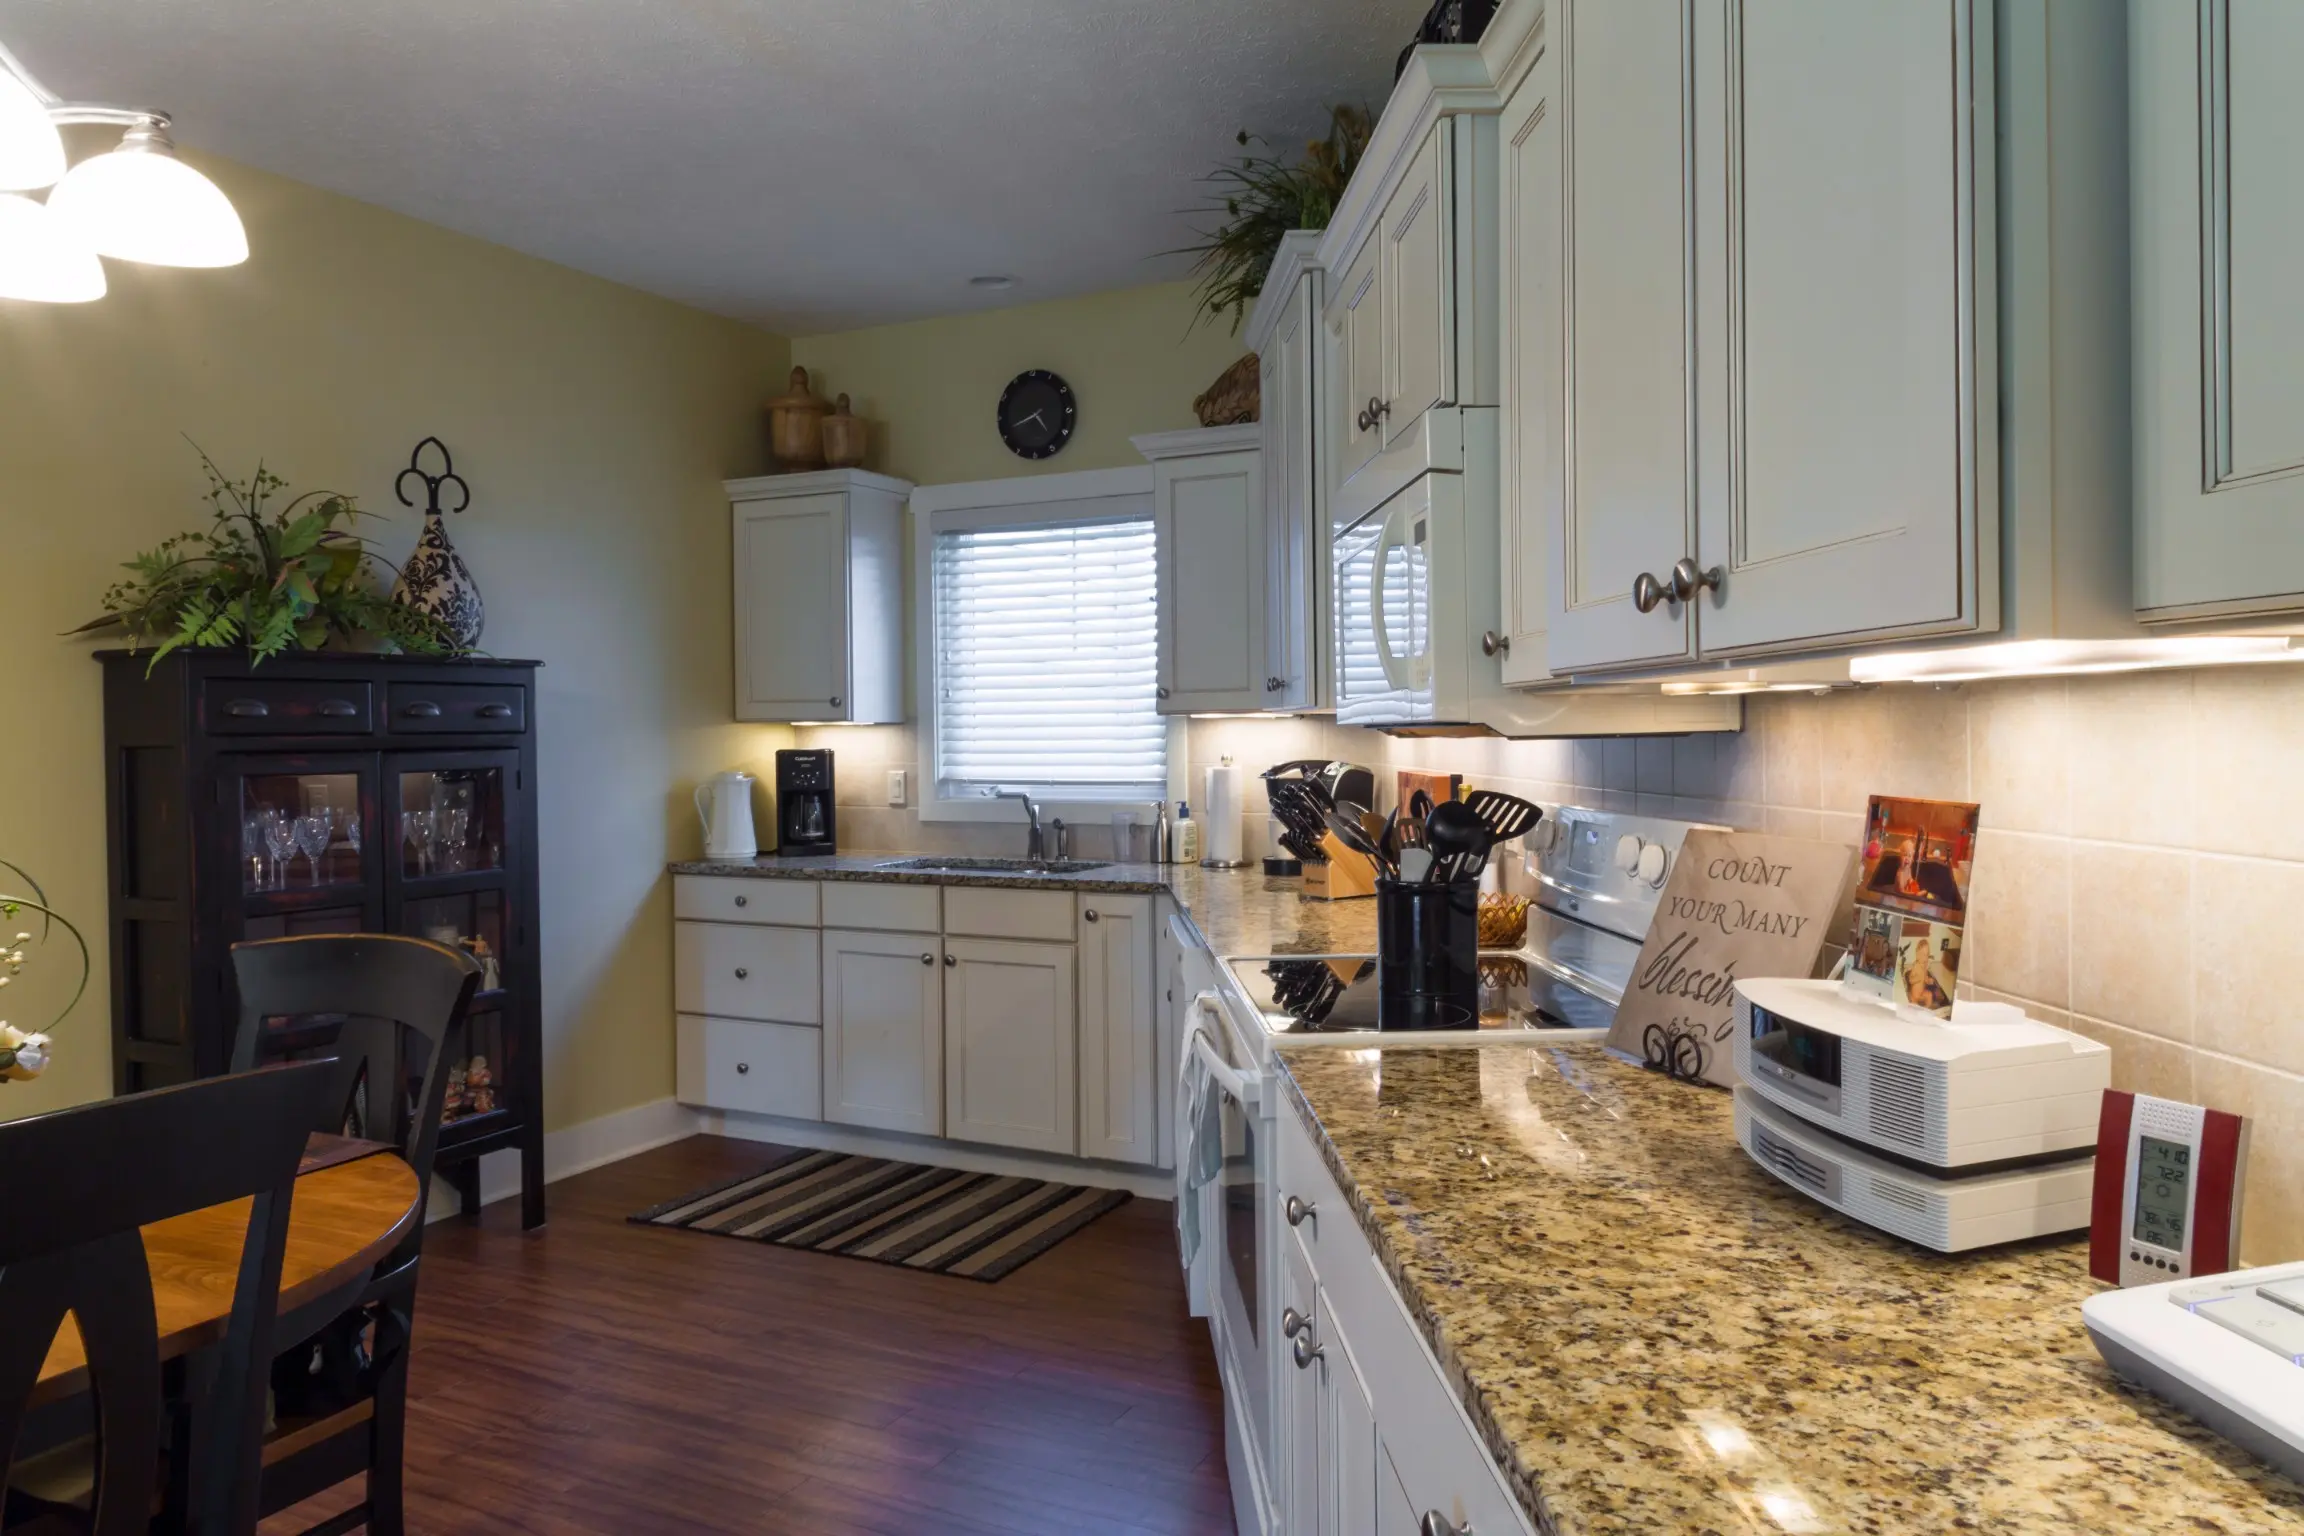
[0,148,793,1133]
[791,280,1249,485]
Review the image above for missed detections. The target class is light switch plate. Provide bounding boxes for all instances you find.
[885,768,907,806]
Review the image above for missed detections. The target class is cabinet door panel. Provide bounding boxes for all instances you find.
[1497,45,1560,684]
[1280,1229,1322,1536]
[1334,240,1385,488]
[2135,0,2304,618]
[1077,894,1156,1165]
[1264,276,1326,709]
[943,937,1076,1155]
[674,922,819,1025]
[1383,126,1455,450]
[734,495,848,719]
[1548,0,1698,673]
[1156,451,1265,713]
[822,929,941,1135]
[1694,0,1977,651]
[1320,1300,1379,1536]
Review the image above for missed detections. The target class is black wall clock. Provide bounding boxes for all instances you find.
[997,369,1077,460]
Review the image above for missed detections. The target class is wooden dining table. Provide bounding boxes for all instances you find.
[34,1136,423,1407]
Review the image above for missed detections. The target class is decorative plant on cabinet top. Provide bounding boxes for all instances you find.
[1172,104,1372,332]
[75,443,457,670]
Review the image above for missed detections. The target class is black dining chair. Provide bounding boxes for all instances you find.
[228,934,479,1536]
[0,1059,340,1536]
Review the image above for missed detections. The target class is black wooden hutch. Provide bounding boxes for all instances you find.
[97,649,545,1227]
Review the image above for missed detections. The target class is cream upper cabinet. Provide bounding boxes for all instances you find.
[1689,0,1984,656]
[728,469,910,723]
[1250,235,1333,713]
[1334,237,1386,490]
[1138,428,1266,715]
[2134,0,2304,622]
[821,928,943,1136]
[1076,893,1156,1166]
[1381,127,1456,453]
[943,936,1077,1156]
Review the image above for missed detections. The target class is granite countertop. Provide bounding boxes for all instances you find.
[1278,1043,2304,1535]
[670,854,1385,955]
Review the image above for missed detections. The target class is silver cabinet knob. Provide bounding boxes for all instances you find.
[1284,1195,1315,1227]
[1292,1333,1323,1370]
[733,895,748,908]
[1420,1515,1471,1536]
[1632,570,1673,613]
[829,695,843,708]
[1480,630,1509,657]
[736,1062,750,1075]
[1281,1307,1309,1340]
[943,954,957,967]
[1083,909,1099,923]
[1156,685,1171,700]
[734,967,749,980]
[1671,557,1724,604]
[920,953,935,965]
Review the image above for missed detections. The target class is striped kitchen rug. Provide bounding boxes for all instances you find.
[629,1149,1133,1282]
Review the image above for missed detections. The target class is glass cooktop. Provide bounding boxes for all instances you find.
[1232,954,1617,1036]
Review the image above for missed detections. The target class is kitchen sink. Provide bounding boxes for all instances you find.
[873,856,1110,876]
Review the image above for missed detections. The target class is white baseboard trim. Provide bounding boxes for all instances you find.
[429,1095,704,1222]
[699,1108,1177,1200]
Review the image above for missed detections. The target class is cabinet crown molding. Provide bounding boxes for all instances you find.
[1131,425,1263,461]
[1477,0,1546,102]
[1315,45,1502,276]
[1242,230,1328,356]
[724,467,915,501]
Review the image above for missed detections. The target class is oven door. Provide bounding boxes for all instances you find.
[1334,478,1434,727]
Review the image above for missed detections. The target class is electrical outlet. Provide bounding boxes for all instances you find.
[885,769,908,807]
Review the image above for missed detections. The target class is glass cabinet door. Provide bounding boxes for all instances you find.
[396,763,507,879]
[236,764,372,895]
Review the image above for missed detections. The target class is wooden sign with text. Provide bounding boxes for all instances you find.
[1606,830,1856,1088]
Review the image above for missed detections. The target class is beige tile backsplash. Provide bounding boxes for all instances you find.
[803,662,2304,1262]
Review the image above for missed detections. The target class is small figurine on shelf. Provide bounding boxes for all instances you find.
[466,1054,496,1115]
[460,934,501,991]
[441,1059,468,1122]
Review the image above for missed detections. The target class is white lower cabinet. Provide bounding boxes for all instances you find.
[1078,893,1157,1165]
[942,936,1077,1155]
[673,921,819,1025]
[675,1014,822,1120]
[821,928,944,1136]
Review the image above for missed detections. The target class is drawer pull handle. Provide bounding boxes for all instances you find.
[736,1062,750,1075]
[402,700,444,719]
[318,698,360,718]
[1420,1515,1471,1536]
[1280,1307,1308,1340]
[224,699,269,719]
[1292,1334,1322,1370]
[1083,909,1098,923]
[734,895,749,908]
[734,967,750,980]
[478,702,515,719]
[1283,1195,1315,1228]
[920,953,935,966]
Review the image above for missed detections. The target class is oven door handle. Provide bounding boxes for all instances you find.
[1186,995,1260,1106]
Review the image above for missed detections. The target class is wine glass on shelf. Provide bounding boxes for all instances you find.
[402,808,433,877]
[294,810,332,885]
[440,807,471,874]
[242,815,267,891]
[341,804,363,861]
[261,810,297,892]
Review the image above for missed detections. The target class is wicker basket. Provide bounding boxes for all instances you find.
[1476,893,1531,950]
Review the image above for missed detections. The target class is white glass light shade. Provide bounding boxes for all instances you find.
[0,192,104,302]
[0,68,64,191]
[48,126,246,267]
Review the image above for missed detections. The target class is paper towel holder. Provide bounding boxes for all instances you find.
[1200,756,1255,870]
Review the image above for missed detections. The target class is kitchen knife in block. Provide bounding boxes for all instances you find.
[1301,833,1381,901]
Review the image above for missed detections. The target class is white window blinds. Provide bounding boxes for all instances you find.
[932,514,1167,800]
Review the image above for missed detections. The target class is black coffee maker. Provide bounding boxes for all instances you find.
[774,749,837,856]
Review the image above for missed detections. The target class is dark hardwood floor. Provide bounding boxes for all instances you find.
[266,1136,1233,1536]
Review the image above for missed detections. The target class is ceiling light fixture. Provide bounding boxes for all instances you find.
[0,39,247,297]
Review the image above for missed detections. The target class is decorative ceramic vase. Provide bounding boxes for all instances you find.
[390,436,485,650]
[767,366,830,470]
[821,393,868,468]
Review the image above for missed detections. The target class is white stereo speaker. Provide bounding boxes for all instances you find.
[1735,1088,2098,1251]
[1732,977,2109,1169]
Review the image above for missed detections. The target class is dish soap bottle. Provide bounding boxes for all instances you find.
[1175,800,1201,864]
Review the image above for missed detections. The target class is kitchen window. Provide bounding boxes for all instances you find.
[913,469,1172,822]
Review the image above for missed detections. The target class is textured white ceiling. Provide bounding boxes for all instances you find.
[1,0,1429,333]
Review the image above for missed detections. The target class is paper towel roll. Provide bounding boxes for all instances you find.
[1201,761,1249,867]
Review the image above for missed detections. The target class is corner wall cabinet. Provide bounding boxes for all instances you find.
[1246,232,1335,714]
[728,469,911,724]
[673,875,1172,1176]
[97,650,546,1228]
[1136,427,1266,715]
[1491,0,2134,678]
[2132,0,2304,623]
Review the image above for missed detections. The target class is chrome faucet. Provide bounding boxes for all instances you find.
[987,788,1046,861]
